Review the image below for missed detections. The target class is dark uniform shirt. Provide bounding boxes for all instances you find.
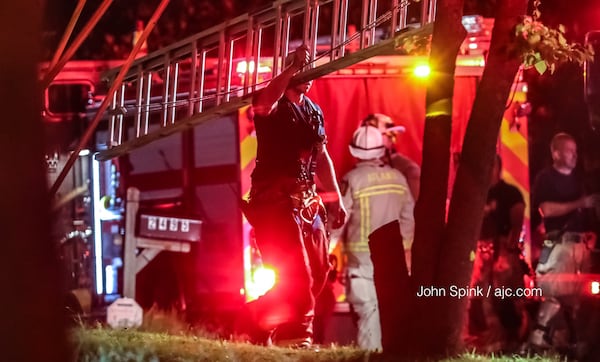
[251,95,326,185]
[533,167,586,232]
[480,179,524,240]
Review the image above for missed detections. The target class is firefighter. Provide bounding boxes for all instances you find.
[238,45,346,348]
[360,113,421,200]
[337,125,415,350]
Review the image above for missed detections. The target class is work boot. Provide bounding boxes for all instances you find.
[271,321,313,349]
[232,306,273,346]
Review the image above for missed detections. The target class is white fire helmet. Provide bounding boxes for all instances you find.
[349,125,386,160]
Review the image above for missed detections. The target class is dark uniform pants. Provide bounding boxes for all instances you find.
[244,198,330,343]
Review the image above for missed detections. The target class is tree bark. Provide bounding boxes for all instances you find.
[0,2,69,361]
[410,0,465,357]
[369,221,411,355]
[412,0,466,290]
[437,0,528,354]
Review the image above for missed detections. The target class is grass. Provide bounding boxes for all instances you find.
[71,308,563,362]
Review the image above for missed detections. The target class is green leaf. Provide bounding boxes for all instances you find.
[534,60,548,74]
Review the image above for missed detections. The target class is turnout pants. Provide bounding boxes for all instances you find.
[346,272,382,351]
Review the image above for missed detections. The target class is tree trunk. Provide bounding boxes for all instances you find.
[369,221,411,355]
[412,0,466,290]
[410,0,465,357]
[437,0,528,354]
[0,2,69,361]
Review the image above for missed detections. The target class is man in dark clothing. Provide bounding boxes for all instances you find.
[479,155,525,256]
[469,154,527,351]
[239,45,346,348]
[528,132,600,352]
